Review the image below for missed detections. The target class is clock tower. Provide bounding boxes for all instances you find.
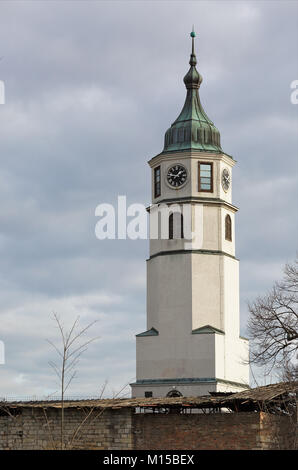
[130,31,249,398]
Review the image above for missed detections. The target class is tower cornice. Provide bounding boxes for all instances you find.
[148,150,235,168]
[146,197,238,213]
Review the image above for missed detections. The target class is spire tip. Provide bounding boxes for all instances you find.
[189,27,197,66]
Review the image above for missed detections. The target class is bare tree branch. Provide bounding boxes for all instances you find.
[47,314,99,449]
[248,258,298,377]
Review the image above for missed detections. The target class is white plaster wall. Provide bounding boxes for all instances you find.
[220,208,235,256]
[223,256,240,338]
[131,379,248,398]
[149,202,190,257]
[146,253,192,334]
[150,236,186,258]
[150,204,220,256]
[136,333,216,380]
[215,381,248,393]
[144,241,249,390]
[149,204,236,257]
[221,256,249,384]
[191,253,223,331]
[214,333,225,379]
[131,382,218,398]
[224,337,249,385]
[202,205,220,251]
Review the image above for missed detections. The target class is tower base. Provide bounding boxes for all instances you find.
[130,378,249,398]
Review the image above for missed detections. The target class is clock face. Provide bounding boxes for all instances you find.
[221,168,231,192]
[167,164,187,188]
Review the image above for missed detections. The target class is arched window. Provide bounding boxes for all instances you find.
[169,213,174,239]
[225,214,232,241]
[169,213,184,239]
[166,389,183,397]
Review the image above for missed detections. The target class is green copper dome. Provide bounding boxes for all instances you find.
[163,32,222,153]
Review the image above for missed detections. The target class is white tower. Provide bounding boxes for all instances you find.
[131,32,249,398]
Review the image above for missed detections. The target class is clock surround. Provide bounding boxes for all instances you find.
[166,164,188,189]
[221,168,231,192]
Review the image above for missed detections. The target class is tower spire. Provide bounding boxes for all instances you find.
[162,30,222,153]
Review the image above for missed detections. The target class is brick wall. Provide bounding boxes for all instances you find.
[0,407,295,450]
[133,411,296,450]
[259,412,297,450]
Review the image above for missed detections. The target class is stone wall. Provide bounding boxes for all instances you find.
[0,407,295,450]
[0,407,133,450]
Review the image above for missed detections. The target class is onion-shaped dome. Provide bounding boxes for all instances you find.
[163,30,222,153]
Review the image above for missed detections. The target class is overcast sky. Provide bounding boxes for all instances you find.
[0,0,297,398]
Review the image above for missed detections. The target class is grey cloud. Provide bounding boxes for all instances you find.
[0,0,297,395]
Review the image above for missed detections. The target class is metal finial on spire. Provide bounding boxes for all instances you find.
[189,27,197,67]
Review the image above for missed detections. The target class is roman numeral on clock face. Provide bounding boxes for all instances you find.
[167,164,187,188]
